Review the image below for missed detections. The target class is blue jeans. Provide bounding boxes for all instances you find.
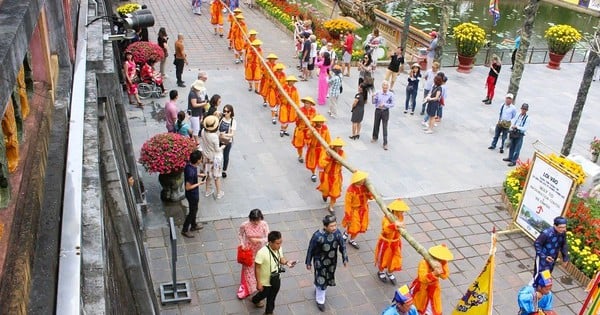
[508,134,524,162]
[405,86,418,112]
[490,126,508,149]
[222,142,232,171]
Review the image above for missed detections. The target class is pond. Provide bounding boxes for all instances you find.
[386,0,598,50]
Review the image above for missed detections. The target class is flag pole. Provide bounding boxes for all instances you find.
[579,271,600,315]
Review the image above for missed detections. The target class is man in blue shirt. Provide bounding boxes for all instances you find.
[533,216,569,277]
[381,285,418,315]
[371,80,395,151]
[503,103,530,166]
[517,270,554,315]
[488,93,517,153]
[181,150,205,238]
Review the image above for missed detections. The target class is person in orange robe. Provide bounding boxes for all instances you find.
[317,137,345,212]
[305,114,331,182]
[374,199,410,285]
[232,15,248,64]
[210,0,225,37]
[227,8,242,50]
[260,53,278,105]
[342,170,373,249]
[410,244,453,315]
[292,96,316,163]
[267,63,286,124]
[279,75,299,137]
[245,38,263,92]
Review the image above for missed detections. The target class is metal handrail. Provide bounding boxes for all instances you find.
[55,0,89,312]
[438,47,589,67]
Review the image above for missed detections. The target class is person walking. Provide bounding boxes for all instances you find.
[317,137,346,212]
[260,53,278,105]
[181,150,205,238]
[123,52,143,108]
[420,62,439,115]
[305,214,348,312]
[482,54,501,105]
[237,209,269,299]
[327,65,343,118]
[210,0,225,37]
[165,90,179,132]
[422,75,443,134]
[245,39,263,93]
[292,96,317,163]
[342,170,373,249]
[305,114,331,182]
[316,51,332,106]
[267,63,286,124]
[384,46,404,92]
[533,216,569,277]
[488,93,517,153]
[517,270,555,315]
[404,63,421,115]
[279,76,299,137]
[381,285,419,315]
[341,29,354,76]
[157,27,169,77]
[232,15,247,64]
[200,115,225,199]
[174,34,188,87]
[425,31,438,70]
[410,244,453,315]
[299,33,312,81]
[374,199,410,285]
[349,83,369,140]
[218,104,236,178]
[372,80,395,150]
[251,231,296,315]
[503,103,530,167]
[188,74,209,143]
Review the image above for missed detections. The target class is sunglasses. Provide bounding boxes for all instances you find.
[223,110,231,113]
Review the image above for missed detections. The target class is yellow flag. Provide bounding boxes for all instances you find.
[452,232,496,315]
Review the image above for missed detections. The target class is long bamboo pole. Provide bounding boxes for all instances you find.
[223,1,441,271]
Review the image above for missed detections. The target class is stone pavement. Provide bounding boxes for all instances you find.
[124,0,597,313]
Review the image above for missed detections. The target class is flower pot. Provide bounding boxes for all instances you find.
[547,52,565,70]
[592,152,599,163]
[456,55,475,73]
[158,171,185,202]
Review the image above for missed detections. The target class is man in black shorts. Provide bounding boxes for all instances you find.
[300,32,311,81]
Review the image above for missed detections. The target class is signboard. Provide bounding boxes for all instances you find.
[515,153,576,239]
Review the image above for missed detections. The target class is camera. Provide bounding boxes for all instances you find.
[278,267,286,273]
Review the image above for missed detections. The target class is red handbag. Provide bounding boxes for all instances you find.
[237,245,253,266]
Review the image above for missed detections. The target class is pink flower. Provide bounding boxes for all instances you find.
[139,133,197,174]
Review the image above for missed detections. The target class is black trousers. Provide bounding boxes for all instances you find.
[174,58,185,84]
[372,108,389,145]
[222,142,232,171]
[182,195,199,232]
[251,282,281,314]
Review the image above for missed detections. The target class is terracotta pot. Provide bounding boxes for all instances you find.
[547,52,565,70]
[456,55,475,73]
[158,171,185,202]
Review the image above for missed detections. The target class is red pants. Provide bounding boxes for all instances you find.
[486,75,497,100]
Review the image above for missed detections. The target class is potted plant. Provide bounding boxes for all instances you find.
[544,24,582,70]
[116,3,141,16]
[139,133,197,201]
[453,22,486,73]
[591,137,600,163]
[323,18,357,40]
[125,41,165,65]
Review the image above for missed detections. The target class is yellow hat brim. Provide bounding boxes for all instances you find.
[285,75,298,82]
[329,137,345,147]
[351,171,368,184]
[251,40,263,46]
[301,96,316,105]
[388,199,410,212]
[429,245,454,261]
[274,63,285,70]
[249,29,258,35]
[311,114,327,123]
[266,53,278,59]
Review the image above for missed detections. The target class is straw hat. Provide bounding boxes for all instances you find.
[274,63,285,70]
[236,14,245,19]
[387,199,410,212]
[329,137,345,147]
[428,244,454,261]
[203,115,219,132]
[191,80,204,91]
[233,8,243,13]
[248,29,258,35]
[300,96,316,105]
[266,53,278,59]
[285,75,298,82]
[350,171,368,184]
[311,114,327,123]
[251,39,263,46]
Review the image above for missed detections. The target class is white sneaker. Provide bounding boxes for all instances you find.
[422,126,429,130]
[424,129,433,134]
[434,123,438,127]
[205,189,214,197]
[421,121,427,127]
[216,191,225,199]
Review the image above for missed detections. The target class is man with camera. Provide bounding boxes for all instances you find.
[488,93,517,154]
[252,231,297,315]
[503,103,530,167]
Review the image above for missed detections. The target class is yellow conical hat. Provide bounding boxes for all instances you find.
[285,75,298,82]
[428,244,454,261]
[350,170,368,184]
[274,63,285,70]
[300,96,316,105]
[266,53,278,59]
[248,29,258,35]
[388,199,410,212]
[329,137,345,147]
[251,39,263,46]
[311,114,327,123]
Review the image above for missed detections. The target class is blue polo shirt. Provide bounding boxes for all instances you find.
[184,162,199,199]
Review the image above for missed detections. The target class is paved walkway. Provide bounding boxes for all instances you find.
[124,0,597,313]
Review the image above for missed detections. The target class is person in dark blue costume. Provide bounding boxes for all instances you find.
[533,216,569,278]
[517,270,554,315]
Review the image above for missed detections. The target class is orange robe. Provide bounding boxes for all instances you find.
[233,21,248,52]
[342,184,373,235]
[305,124,331,172]
[279,85,298,123]
[245,47,263,81]
[267,71,286,107]
[210,0,224,25]
[410,260,450,315]
[292,106,316,149]
[227,14,236,41]
[374,216,403,272]
[317,149,345,198]
[260,61,277,97]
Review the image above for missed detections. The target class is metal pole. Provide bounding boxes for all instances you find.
[169,217,178,298]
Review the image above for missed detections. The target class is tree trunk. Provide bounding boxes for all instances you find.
[507,0,541,101]
[561,25,600,156]
[400,0,414,62]
[435,0,451,63]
